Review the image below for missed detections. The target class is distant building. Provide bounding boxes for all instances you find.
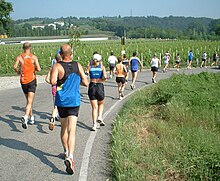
[32,24,45,30]
[48,23,56,30]
[54,21,64,26]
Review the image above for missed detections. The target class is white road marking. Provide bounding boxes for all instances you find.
[78,84,149,181]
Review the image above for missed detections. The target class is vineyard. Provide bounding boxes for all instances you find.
[0,39,219,75]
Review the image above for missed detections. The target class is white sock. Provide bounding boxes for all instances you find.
[98,115,102,121]
[24,115,28,120]
[69,153,73,159]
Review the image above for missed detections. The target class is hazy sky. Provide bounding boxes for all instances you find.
[7,0,220,20]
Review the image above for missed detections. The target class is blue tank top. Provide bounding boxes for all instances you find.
[55,61,81,107]
[130,58,139,71]
[89,64,103,79]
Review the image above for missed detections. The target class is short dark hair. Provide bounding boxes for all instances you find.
[133,51,137,56]
[23,42,31,50]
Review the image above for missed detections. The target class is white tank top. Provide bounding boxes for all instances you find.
[151,58,159,67]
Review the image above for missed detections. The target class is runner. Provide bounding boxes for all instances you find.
[87,53,107,131]
[163,51,171,72]
[151,54,161,83]
[174,53,181,71]
[115,57,127,99]
[200,52,207,68]
[50,44,88,175]
[107,52,118,79]
[187,50,193,69]
[45,53,62,131]
[122,53,129,84]
[13,42,41,129]
[211,52,219,67]
[129,51,143,90]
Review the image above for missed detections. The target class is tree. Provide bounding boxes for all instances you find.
[68,26,81,48]
[0,0,13,36]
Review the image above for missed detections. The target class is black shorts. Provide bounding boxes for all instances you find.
[109,63,115,71]
[21,79,37,94]
[88,82,105,101]
[176,61,180,64]
[57,106,80,118]
[202,59,206,62]
[151,66,158,72]
[116,77,126,84]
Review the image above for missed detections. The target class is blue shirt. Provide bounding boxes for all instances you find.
[130,58,139,71]
[55,61,81,107]
[89,64,103,79]
[188,52,193,60]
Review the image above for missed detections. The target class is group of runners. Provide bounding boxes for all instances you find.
[13,42,219,175]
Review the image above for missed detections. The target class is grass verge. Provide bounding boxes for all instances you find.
[111,72,220,180]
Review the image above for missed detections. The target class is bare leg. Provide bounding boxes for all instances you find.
[90,100,98,123]
[25,92,35,117]
[97,100,104,118]
[60,117,68,152]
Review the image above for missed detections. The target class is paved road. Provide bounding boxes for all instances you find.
[0,67,219,181]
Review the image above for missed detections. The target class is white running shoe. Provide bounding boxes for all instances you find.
[97,116,105,126]
[21,116,28,129]
[29,115,35,125]
[92,122,97,131]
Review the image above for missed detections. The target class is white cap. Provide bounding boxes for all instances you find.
[121,50,126,55]
[93,54,102,61]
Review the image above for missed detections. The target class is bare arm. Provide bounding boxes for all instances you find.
[102,65,107,81]
[13,56,21,74]
[50,64,59,85]
[78,62,89,87]
[45,68,52,84]
[33,55,41,72]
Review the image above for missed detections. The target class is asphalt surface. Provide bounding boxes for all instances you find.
[0,67,219,181]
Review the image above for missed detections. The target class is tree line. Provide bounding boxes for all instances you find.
[0,0,219,40]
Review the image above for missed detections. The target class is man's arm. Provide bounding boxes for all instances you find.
[50,64,59,85]
[13,56,21,74]
[33,55,41,72]
[138,58,143,70]
[78,62,89,87]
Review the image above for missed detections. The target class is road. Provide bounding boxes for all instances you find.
[0,67,219,181]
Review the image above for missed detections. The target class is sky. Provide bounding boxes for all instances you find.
[7,0,220,20]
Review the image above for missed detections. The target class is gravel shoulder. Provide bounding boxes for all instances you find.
[0,75,46,91]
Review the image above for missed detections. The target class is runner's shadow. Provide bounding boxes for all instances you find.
[11,106,51,120]
[77,121,92,131]
[0,137,66,175]
[0,115,22,133]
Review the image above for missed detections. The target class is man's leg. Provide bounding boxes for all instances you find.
[60,117,68,155]
[67,116,77,157]
[25,92,35,117]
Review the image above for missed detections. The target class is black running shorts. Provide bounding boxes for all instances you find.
[116,77,126,84]
[57,106,80,118]
[21,79,37,94]
[88,82,105,101]
[151,66,159,72]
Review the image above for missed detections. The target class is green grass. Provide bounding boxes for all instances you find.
[111,72,220,180]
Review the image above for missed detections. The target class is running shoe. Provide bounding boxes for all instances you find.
[21,116,28,129]
[130,84,134,90]
[97,116,105,126]
[29,115,35,125]
[121,91,124,97]
[64,158,74,175]
[49,117,55,131]
[92,122,97,131]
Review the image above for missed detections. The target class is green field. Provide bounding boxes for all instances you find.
[111,72,220,180]
[0,39,219,75]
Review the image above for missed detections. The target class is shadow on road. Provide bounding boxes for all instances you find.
[0,137,66,175]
